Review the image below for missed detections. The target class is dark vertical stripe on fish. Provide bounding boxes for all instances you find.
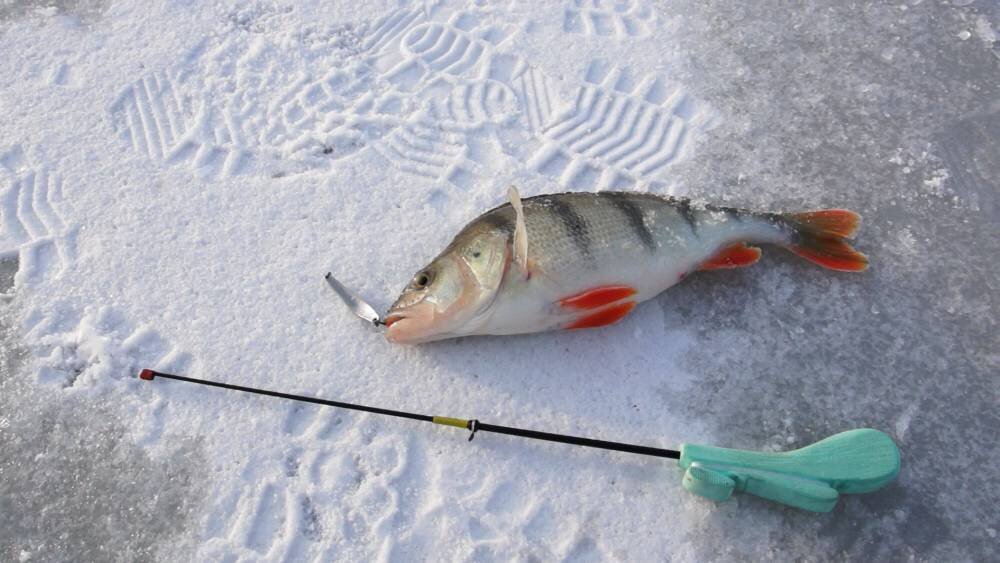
[607,193,656,250]
[548,198,592,259]
[673,197,699,235]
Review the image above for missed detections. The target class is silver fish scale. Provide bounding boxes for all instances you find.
[523,196,594,277]
[519,193,709,281]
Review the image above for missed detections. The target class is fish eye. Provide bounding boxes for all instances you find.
[471,251,481,258]
[411,271,432,289]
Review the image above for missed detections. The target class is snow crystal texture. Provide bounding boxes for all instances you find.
[0,0,997,561]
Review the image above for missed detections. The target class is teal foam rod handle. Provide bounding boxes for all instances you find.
[678,429,900,512]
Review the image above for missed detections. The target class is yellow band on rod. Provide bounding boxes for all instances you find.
[432,416,470,429]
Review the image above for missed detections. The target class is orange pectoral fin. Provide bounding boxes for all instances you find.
[566,301,636,330]
[559,285,637,310]
[700,244,762,271]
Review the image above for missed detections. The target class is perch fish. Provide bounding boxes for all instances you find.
[384,189,867,344]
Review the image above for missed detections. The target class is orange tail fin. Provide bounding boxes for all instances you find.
[787,209,861,238]
[784,209,868,272]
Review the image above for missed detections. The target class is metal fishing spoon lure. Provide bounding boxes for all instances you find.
[325,272,385,328]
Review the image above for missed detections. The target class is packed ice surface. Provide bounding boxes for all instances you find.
[1,0,997,561]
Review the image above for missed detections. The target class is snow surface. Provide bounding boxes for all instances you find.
[0,0,997,561]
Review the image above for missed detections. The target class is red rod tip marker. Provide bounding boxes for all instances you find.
[139,369,156,381]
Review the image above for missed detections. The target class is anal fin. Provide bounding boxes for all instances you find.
[700,244,762,271]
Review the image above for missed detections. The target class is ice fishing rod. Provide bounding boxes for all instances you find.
[138,369,676,458]
[139,368,900,513]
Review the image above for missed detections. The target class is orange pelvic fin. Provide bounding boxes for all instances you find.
[566,301,636,330]
[559,285,637,310]
[700,244,762,271]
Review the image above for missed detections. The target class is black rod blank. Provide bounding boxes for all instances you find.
[138,369,680,460]
[473,421,680,459]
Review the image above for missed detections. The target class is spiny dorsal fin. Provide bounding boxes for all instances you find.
[508,185,529,277]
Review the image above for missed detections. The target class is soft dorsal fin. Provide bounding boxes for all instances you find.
[508,185,529,276]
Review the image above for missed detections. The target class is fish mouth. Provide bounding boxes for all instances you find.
[383,303,439,344]
[383,312,406,328]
